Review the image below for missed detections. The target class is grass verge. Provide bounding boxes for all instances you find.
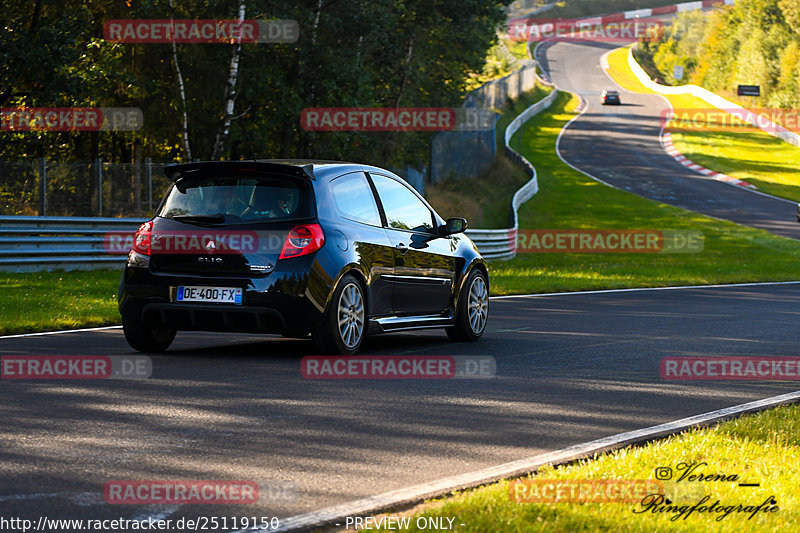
[0,270,122,335]
[490,90,800,295]
[355,403,800,532]
[425,155,529,229]
[605,46,800,202]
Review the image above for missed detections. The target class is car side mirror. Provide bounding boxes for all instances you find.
[442,217,468,236]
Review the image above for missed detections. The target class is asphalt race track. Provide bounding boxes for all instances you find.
[3,283,800,528]
[541,41,800,240]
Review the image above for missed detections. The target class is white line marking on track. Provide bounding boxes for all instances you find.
[6,283,800,338]
[554,93,618,189]
[130,505,182,523]
[490,280,800,299]
[0,325,122,340]
[248,390,800,532]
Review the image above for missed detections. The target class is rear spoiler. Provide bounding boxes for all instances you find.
[164,161,316,181]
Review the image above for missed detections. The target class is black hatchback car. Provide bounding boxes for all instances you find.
[118,160,489,354]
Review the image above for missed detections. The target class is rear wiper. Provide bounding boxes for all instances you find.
[172,214,226,224]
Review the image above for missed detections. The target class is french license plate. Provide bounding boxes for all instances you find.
[176,286,242,305]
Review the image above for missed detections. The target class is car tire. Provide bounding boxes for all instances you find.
[312,274,366,355]
[446,269,488,342]
[122,316,176,353]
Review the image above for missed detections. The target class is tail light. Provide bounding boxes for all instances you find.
[279,224,325,260]
[132,220,153,255]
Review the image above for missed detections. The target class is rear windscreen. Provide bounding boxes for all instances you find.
[159,174,314,223]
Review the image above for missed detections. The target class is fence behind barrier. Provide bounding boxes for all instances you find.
[0,88,557,269]
[0,159,171,218]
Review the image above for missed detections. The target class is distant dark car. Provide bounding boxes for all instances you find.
[601,89,621,105]
[118,160,489,355]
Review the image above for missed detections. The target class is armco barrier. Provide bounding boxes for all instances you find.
[0,88,557,270]
[465,88,559,260]
[0,216,143,272]
[627,47,800,148]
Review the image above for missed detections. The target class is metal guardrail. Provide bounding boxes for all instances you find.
[465,87,558,260]
[0,216,143,272]
[0,83,557,270]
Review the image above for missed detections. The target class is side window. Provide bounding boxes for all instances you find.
[370,174,434,233]
[329,172,382,226]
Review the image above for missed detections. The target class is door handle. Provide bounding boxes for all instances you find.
[395,243,409,255]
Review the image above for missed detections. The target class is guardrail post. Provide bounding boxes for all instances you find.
[95,157,103,217]
[146,157,153,212]
[38,157,46,216]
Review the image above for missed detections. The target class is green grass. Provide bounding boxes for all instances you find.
[504,38,530,61]
[0,270,122,335]
[359,403,800,532]
[426,155,530,229]
[494,84,553,152]
[605,46,800,202]
[489,90,800,295]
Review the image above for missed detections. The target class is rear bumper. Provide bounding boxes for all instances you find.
[139,303,290,333]
[118,262,327,334]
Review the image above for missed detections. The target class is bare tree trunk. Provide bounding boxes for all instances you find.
[308,0,324,103]
[395,36,414,108]
[131,138,142,216]
[168,0,192,160]
[210,0,246,160]
[89,131,99,216]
